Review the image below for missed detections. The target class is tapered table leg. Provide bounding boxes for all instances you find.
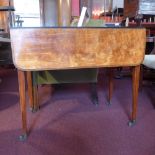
[27,71,34,111]
[90,83,98,105]
[27,71,39,112]
[128,65,140,126]
[107,68,114,105]
[33,85,39,112]
[18,70,28,141]
[139,65,143,91]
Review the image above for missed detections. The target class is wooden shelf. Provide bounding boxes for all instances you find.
[0,6,14,11]
[129,22,155,28]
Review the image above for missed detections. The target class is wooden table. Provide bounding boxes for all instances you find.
[10,27,146,140]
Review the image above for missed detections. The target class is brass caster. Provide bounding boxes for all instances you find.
[128,120,136,127]
[32,108,39,113]
[29,107,33,112]
[19,133,27,141]
[32,106,40,113]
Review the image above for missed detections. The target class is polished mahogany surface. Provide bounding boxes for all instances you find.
[10,28,146,71]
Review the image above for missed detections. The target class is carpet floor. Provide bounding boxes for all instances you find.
[0,69,155,155]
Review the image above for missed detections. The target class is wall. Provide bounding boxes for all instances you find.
[43,0,124,26]
[113,0,124,8]
[72,0,79,16]
[44,0,79,26]
[92,0,124,10]
[44,0,58,26]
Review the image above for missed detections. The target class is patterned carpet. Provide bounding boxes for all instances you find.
[0,68,155,155]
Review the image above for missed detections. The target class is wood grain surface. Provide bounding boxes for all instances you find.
[10,28,146,71]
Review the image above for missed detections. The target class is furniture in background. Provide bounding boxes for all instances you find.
[124,0,155,36]
[139,37,155,89]
[0,0,14,33]
[10,27,146,140]
[15,15,24,27]
[124,0,155,18]
[0,42,12,65]
[143,55,155,69]
[0,0,14,65]
[114,0,155,85]
[142,37,155,82]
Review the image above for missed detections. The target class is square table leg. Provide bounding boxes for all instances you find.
[129,65,140,126]
[17,70,28,141]
[32,84,39,111]
[107,68,114,105]
[26,71,34,111]
[27,71,39,112]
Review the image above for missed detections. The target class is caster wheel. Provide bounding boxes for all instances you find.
[106,100,111,106]
[128,120,136,127]
[19,133,27,141]
[32,107,40,113]
[29,107,33,112]
[92,97,99,106]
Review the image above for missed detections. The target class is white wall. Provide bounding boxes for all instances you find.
[44,0,58,26]
[14,0,40,27]
[113,0,124,8]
